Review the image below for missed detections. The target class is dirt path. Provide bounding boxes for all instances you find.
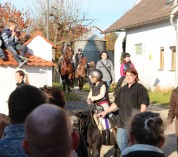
[73,89,177,157]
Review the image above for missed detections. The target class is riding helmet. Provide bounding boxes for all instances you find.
[90,69,103,81]
[78,48,82,52]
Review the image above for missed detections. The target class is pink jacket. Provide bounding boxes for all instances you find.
[120,61,135,76]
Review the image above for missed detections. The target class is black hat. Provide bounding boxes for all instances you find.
[78,48,82,52]
[123,53,130,58]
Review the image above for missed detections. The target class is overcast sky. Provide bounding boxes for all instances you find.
[1,0,136,36]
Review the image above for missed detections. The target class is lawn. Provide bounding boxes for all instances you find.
[53,81,172,107]
[148,89,172,107]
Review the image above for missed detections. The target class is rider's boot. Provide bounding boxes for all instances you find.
[102,129,110,145]
[109,113,119,129]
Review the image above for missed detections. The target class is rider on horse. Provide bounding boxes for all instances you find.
[87,69,119,145]
[75,48,83,69]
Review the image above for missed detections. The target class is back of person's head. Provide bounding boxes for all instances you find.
[8,85,46,124]
[130,111,165,147]
[7,20,17,27]
[125,67,139,82]
[90,69,103,81]
[23,104,79,157]
[39,85,66,108]
[123,53,130,59]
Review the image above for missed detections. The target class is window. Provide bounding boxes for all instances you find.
[135,43,142,55]
[160,47,164,70]
[170,46,176,70]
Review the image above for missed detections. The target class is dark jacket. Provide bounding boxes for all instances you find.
[2,29,17,47]
[121,144,165,157]
[92,81,109,104]
[0,124,28,157]
[114,82,150,128]
[167,87,178,124]
[16,80,26,87]
[75,53,83,66]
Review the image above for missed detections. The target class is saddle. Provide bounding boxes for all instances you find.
[93,105,119,131]
[93,105,119,145]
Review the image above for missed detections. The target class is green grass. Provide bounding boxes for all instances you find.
[53,81,172,107]
[148,89,172,107]
[52,82,80,101]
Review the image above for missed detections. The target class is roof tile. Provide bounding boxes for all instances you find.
[0,49,56,67]
[104,0,175,33]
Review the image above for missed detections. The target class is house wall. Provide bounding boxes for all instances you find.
[124,22,176,89]
[27,35,53,61]
[0,66,52,115]
[114,32,126,82]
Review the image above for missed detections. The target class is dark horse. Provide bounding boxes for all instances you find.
[75,57,87,91]
[68,108,120,157]
[59,47,74,93]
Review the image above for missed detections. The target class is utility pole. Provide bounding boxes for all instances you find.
[170,5,178,86]
[47,0,49,40]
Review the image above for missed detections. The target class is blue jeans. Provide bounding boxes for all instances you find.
[7,44,28,63]
[116,128,128,152]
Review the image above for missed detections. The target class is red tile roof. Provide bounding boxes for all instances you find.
[0,49,56,67]
[104,0,175,33]
[24,31,57,49]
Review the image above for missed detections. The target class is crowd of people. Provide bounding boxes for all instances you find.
[0,32,177,157]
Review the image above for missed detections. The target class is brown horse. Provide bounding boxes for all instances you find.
[75,57,87,91]
[59,46,74,93]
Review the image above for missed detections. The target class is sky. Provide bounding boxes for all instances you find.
[0,0,136,36]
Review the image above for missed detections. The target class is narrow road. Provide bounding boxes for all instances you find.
[69,89,177,157]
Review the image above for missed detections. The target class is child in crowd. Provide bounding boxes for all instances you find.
[15,70,29,87]
[87,69,111,144]
[122,111,165,157]
[2,20,28,68]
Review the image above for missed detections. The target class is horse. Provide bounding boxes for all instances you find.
[75,57,87,91]
[58,46,74,93]
[68,108,120,157]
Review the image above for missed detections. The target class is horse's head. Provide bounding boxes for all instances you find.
[80,57,87,65]
[67,110,90,132]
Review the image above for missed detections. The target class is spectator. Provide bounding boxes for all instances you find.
[97,67,149,152]
[2,20,28,68]
[0,25,5,60]
[39,85,88,157]
[23,104,79,157]
[15,70,29,87]
[96,51,114,88]
[114,53,135,96]
[0,85,46,157]
[166,86,178,152]
[122,111,165,157]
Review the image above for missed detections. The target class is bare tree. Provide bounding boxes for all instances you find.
[30,0,94,46]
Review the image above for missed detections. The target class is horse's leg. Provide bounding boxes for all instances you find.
[60,75,66,92]
[66,75,71,94]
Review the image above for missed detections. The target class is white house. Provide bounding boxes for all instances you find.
[0,32,56,115]
[104,0,177,90]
